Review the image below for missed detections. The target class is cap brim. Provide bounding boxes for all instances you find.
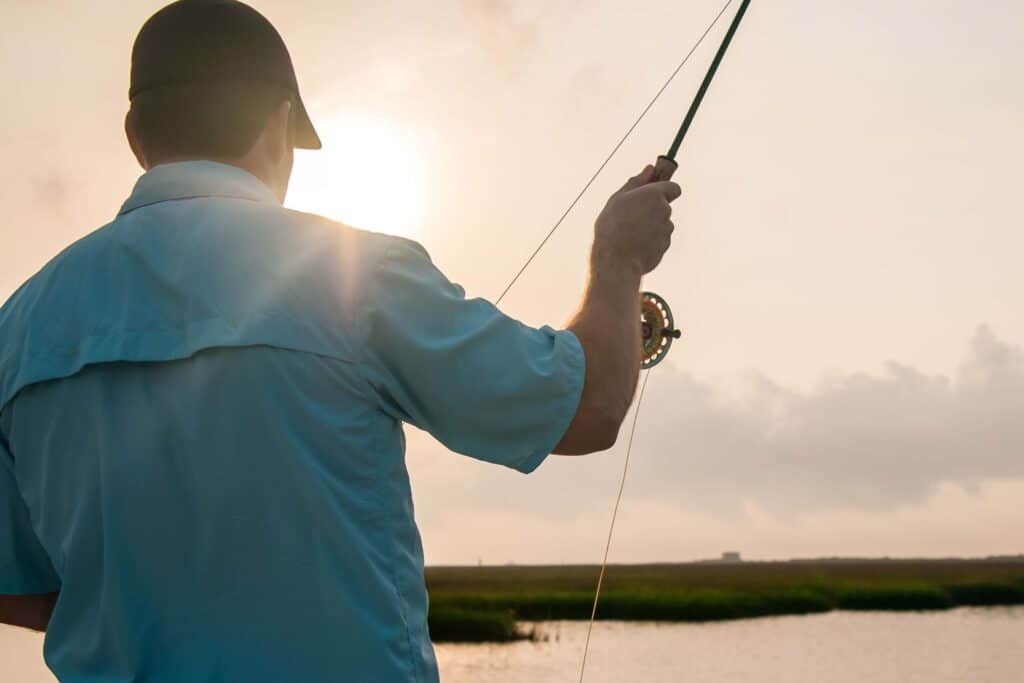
[293,95,321,150]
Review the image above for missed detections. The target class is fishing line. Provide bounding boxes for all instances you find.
[578,370,651,683]
[494,0,737,306]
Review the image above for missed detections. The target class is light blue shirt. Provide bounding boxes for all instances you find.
[0,161,585,682]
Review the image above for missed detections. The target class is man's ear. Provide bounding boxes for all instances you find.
[265,100,293,163]
[125,111,148,170]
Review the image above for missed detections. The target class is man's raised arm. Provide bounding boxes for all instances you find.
[555,164,681,454]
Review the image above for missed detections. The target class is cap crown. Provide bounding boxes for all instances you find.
[129,0,321,149]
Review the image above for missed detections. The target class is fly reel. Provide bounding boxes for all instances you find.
[641,291,681,369]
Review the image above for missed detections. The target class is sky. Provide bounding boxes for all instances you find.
[3,0,1023,565]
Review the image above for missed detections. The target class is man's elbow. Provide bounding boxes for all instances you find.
[554,412,622,455]
[589,413,622,452]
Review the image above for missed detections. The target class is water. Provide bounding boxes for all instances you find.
[3,608,1022,681]
[435,608,1024,683]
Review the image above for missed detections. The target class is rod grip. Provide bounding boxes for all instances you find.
[653,155,678,182]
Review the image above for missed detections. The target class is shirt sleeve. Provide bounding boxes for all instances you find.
[359,238,585,473]
[1,437,60,594]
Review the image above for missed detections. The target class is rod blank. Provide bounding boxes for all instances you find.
[666,0,753,161]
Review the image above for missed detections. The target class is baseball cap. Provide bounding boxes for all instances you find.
[130,0,321,150]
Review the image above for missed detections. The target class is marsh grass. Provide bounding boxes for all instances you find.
[426,606,527,642]
[425,559,1024,641]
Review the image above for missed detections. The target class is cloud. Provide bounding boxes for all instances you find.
[629,325,1024,516]
[409,325,1024,527]
[458,0,541,77]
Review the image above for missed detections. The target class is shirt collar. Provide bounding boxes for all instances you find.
[118,160,280,216]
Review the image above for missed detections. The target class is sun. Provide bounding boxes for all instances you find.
[286,113,429,240]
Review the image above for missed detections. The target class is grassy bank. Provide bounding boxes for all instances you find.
[425,559,1024,642]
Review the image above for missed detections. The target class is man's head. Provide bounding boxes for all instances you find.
[125,0,320,201]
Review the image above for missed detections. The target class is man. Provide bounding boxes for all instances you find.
[0,1,680,680]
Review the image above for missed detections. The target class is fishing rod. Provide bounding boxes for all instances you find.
[486,0,755,676]
[642,0,753,369]
[653,0,754,182]
[493,0,745,308]
[496,0,754,373]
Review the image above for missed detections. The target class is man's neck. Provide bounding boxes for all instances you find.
[146,155,281,203]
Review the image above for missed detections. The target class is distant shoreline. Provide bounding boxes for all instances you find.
[425,559,1024,642]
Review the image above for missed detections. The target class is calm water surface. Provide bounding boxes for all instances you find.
[435,607,1024,683]
[3,607,1022,681]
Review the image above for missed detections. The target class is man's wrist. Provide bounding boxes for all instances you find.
[589,246,643,290]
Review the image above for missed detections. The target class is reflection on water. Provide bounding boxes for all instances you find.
[435,607,1024,683]
[3,607,1021,682]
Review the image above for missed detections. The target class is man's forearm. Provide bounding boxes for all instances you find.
[578,254,643,419]
[0,593,58,632]
[556,256,642,454]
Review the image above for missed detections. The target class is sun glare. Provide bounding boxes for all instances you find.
[286,113,429,240]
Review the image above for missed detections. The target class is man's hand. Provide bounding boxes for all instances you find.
[555,163,683,455]
[592,165,682,276]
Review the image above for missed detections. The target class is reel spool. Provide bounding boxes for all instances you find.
[641,291,681,369]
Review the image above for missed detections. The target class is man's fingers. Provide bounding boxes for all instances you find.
[655,180,683,202]
[628,181,683,206]
[626,180,684,209]
[616,164,657,196]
